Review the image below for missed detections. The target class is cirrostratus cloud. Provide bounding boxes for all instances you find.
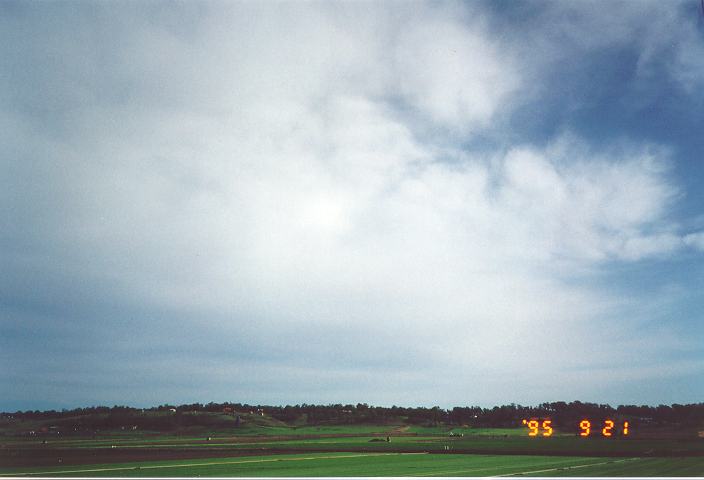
[1,1,703,409]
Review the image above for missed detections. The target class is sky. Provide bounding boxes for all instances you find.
[1,0,704,412]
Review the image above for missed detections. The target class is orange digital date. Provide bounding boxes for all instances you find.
[522,418,553,437]
[522,418,629,437]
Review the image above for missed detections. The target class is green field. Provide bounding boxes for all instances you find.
[2,423,703,477]
[2,452,704,477]
[5,431,702,457]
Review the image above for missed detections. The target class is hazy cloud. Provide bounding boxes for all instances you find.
[1,1,703,409]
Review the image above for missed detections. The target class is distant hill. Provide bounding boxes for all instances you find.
[2,401,703,437]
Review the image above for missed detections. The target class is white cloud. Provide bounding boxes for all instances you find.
[394,11,519,130]
[487,138,683,263]
[2,1,703,407]
[684,232,704,251]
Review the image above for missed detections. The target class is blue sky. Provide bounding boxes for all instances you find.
[1,0,704,412]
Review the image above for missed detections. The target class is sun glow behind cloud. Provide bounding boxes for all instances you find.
[1,1,703,410]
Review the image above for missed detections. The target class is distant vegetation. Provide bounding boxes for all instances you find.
[2,401,703,436]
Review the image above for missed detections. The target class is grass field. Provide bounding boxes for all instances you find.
[2,424,703,477]
[2,452,704,477]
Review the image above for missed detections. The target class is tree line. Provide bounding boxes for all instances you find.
[4,401,704,431]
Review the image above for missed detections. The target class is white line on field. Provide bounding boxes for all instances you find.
[408,457,607,477]
[0,452,398,477]
[495,456,641,476]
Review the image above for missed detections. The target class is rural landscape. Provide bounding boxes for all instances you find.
[4,0,704,478]
[2,401,704,476]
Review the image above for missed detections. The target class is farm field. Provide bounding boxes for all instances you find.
[4,431,703,458]
[2,424,704,477]
[2,452,704,477]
